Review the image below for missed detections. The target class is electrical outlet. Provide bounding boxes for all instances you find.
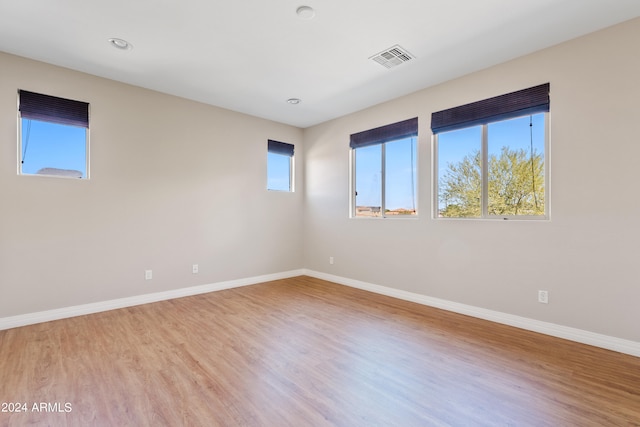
[538,290,549,304]
[329,256,334,265]
[145,270,153,280]
[192,264,199,274]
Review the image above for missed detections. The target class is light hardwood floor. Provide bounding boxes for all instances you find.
[1,276,639,426]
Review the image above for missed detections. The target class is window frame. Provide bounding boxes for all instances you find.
[267,139,295,192]
[431,84,550,221]
[433,112,549,220]
[349,117,418,219]
[17,90,90,179]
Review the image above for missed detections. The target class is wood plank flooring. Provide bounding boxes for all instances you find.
[1,276,639,426]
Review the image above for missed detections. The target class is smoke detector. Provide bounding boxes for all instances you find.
[296,6,315,20]
[370,45,414,69]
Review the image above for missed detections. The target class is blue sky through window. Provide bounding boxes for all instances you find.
[355,144,381,209]
[354,136,417,213]
[20,119,87,177]
[267,152,291,191]
[385,137,417,211]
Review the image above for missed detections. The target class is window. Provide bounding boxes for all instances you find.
[18,90,90,179]
[267,139,294,192]
[350,117,418,217]
[433,83,549,219]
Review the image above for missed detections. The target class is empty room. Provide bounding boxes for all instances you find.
[1,1,640,426]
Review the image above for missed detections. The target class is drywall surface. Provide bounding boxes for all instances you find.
[303,18,640,342]
[0,52,303,317]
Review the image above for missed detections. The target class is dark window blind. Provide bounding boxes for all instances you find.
[350,117,418,149]
[19,90,89,128]
[268,139,294,157]
[431,83,549,134]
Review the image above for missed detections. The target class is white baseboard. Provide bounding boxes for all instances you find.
[303,269,640,358]
[0,269,305,331]
[4,269,638,358]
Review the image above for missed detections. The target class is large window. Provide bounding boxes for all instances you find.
[18,90,89,179]
[433,84,549,219]
[350,117,418,217]
[267,139,294,192]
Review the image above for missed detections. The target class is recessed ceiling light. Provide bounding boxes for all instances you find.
[296,6,315,20]
[108,38,133,51]
[287,98,302,105]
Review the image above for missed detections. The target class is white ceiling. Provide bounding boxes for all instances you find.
[1,0,639,128]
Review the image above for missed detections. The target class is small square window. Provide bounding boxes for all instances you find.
[267,140,294,192]
[18,90,89,179]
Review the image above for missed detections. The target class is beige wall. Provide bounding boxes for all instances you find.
[303,18,640,343]
[0,53,303,317]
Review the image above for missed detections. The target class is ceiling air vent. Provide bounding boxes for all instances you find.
[370,45,414,69]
